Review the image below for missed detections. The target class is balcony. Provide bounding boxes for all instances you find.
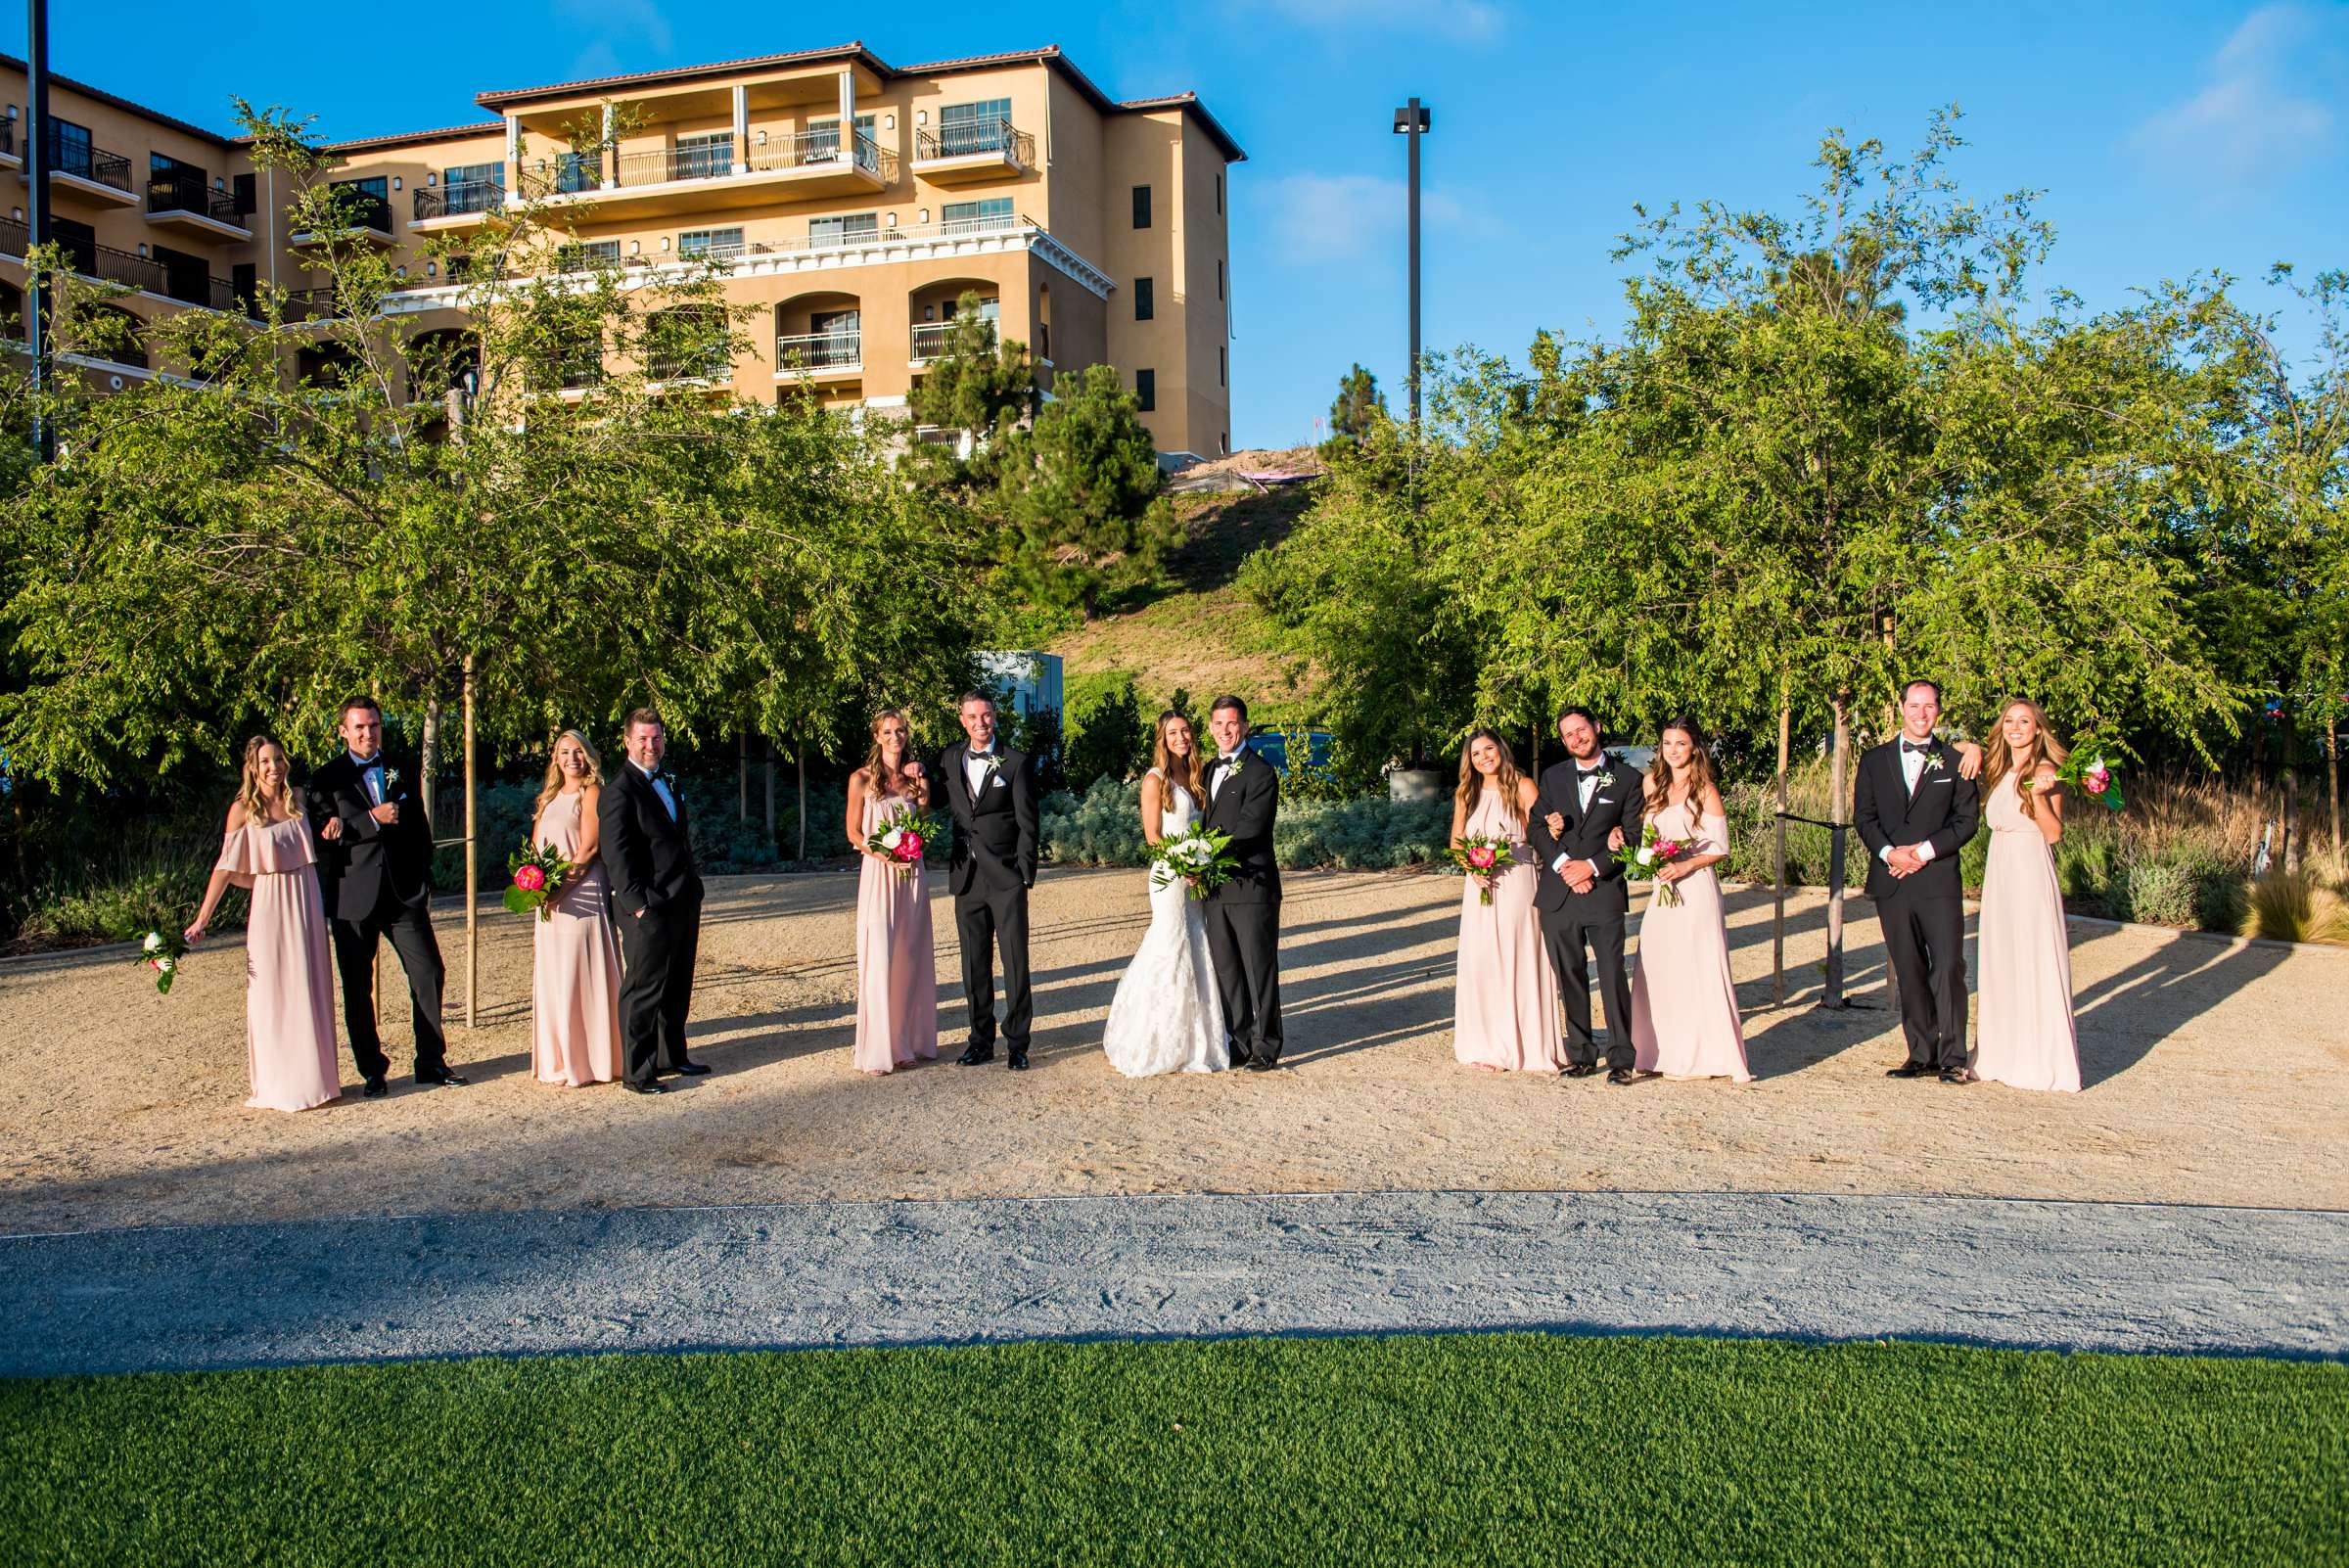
[912,118,1036,186]
[34,135,137,207]
[0,214,239,313]
[145,174,253,240]
[0,119,15,165]
[773,328,861,382]
[411,179,507,229]
[292,187,396,246]
[517,127,893,218]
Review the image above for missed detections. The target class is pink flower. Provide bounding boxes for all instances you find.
[897,833,925,860]
[2086,768,2110,793]
[513,864,546,893]
[1654,840,1682,858]
[1467,846,1497,869]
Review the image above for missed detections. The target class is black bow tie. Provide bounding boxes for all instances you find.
[1576,764,1604,778]
[1903,740,1932,755]
[969,750,994,761]
[354,755,381,768]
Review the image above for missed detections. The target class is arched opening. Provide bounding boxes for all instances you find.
[908,278,998,363]
[73,303,147,369]
[296,341,359,386]
[641,304,730,384]
[406,327,480,401]
[774,290,861,372]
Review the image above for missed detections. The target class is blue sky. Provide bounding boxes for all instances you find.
[23,0,2348,447]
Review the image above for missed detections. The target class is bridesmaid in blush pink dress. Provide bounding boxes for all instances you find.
[1450,728,1563,1072]
[530,730,622,1086]
[1626,718,1751,1082]
[186,736,342,1112]
[848,709,939,1074]
[1973,699,2081,1092]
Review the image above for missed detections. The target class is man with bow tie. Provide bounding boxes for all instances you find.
[600,707,710,1093]
[307,697,461,1097]
[940,691,1039,1070]
[1199,695,1284,1070]
[1856,678,1983,1084]
[1528,708,1647,1083]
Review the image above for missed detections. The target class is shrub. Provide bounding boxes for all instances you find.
[1038,782,1451,871]
[2240,869,2349,945]
[1064,672,1150,789]
[6,813,245,950]
[1040,778,1147,865]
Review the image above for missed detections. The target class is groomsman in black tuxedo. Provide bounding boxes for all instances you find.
[939,692,1039,1070]
[600,708,710,1093]
[1856,678,1983,1084]
[1200,695,1284,1070]
[1528,709,1647,1084]
[307,697,462,1097]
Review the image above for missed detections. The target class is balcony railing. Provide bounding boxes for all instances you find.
[47,134,133,192]
[0,120,14,157]
[614,141,735,188]
[281,288,343,322]
[915,118,1034,166]
[146,174,247,226]
[909,317,999,362]
[749,128,895,181]
[414,179,506,221]
[775,329,860,370]
[0,214,236,312]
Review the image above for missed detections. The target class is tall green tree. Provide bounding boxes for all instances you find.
[1327,362,1385,444]
[993,363,1182,622]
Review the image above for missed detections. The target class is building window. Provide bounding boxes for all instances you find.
[1217,258,1224,300]
[936,98,1013,157]
[1220,346,1226,387]
[679,227,745,260]
[1216,172,1223,214]
[1131,184,1152,229]
[1134,277,1154,321]
[231,261,257,315]
[233,172,257,216]
[941,198,1013,234]
[809,211,880,247]
[806,115,877,168]
[674,132,733,179]
[1135,368,1155,412]
[1037,321,1050,360]
[556,239,622,272]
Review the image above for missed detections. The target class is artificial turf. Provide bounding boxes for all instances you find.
[2,1332,2339,1566]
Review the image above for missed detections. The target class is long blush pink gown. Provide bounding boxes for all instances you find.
[1973,773,2081,1092]
[853,789,939,1073]
[218,815,341,1111]
[1452,788,1563,1071]
[1629,801,1752,1081]
[530,792,622,1086]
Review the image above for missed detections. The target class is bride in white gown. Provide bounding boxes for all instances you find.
[1103,712,1228,1077]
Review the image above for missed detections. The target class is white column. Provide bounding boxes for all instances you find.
[504,115,521,197]
[600,103,618,190]
[732,85,749,174]
[839,69,855,154]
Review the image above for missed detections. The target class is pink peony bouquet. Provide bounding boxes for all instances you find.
[130,927,191,994]
[1446,833,1516,905]
[504,841,576,920]
[1613,819,1691,907]
[2044,747,2124,811]
[865,805,944,881]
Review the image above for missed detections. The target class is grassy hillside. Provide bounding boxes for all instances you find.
[1047,477,1324,725]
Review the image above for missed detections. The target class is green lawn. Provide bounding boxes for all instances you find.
[3,1333,2339,1566]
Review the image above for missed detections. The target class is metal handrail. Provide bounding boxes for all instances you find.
[146,175,246,226]
[0,121,15,156]
[748,128,896,182]
[414,179,506,221]
[910,316,995,361]
[775,329,861,369]
[48,133,132,191]
[915,117,1034,166]
[518,158,603,199]
[1,216,237,312]
[614,141,734,188]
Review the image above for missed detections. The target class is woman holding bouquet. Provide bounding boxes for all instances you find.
[530,730,622,1086]
[1449,729,1561,1072]
[1625,718,1750,1082]
[1973,699,2080,1092]
[1102,712,1228,1077]
[848,709,938,1074]
[184,735,342,1112]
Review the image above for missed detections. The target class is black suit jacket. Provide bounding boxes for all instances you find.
[942,742,1037,897]
[600,762,702,916]
[1855,738,1980,902]
[307,752,434,921]
[1200,749,1280,904]
[1526,756,1646,915]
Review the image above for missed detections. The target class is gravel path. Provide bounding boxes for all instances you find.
[6,1189,2343,1376]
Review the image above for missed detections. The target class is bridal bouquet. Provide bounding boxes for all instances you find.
[866,805,943,880]
[1614,820,1690,907]
[1447,834,1515,905]
[131,928,190,994]
[504,841,576,920]
[2041,747,2124,811]
[1149,823,1240,900]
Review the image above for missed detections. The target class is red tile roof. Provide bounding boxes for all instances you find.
[323,121,506,154]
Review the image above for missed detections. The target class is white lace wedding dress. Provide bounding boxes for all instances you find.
[1102,770,1228,1077]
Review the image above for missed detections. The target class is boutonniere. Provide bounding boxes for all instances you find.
[1221,751,1246,780]
[1919,752,1946,779]
[655,768,679,793]
[383,766,403,794]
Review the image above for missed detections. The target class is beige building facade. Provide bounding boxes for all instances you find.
[2,44,1242,459]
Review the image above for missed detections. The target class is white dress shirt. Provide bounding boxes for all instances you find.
[1550,760,1609,874]
[635,759,677,820]
[350,751,387,806]
[963,746,1000,800]
[1881,738,1939,863]
[1210,750,1243,799]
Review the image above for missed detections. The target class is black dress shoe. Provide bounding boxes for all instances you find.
[665,1061,712,1078]
[1562,1062,1601,1080]
[415,1068,469,1086]
[622,1079,666,1095]
[1006,1046,1029,1071]
[1886,1064,1935,1080]
[1938,1068,1971,1085]
[1606,1067,1637,1085]
[957,1043,995,1067]
[361,1076,388,1098]
[1245,1056,1281,1073]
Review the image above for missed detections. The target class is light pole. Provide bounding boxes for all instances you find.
[1391,98,1431,431]
[27,0,54,459]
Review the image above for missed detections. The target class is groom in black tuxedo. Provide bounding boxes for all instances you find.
[600,708,710,1093]
[1200,695,1283,1070]
[1856,678,1982,1084]
[1527,709,1647,1084]
[940,692,1039,1070]
[307,696,460,1097]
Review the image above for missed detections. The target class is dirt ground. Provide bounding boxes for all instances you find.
[3,870,2342,1236]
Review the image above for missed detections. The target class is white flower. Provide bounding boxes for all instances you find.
[142,932,164,952]
[2089,755,2106,772]
[1635,848,1655,866]
[157,956,176,973]
[880,828,904,851]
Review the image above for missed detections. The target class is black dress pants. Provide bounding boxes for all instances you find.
[954,879,1032,1050]
[330,895,447,1081]
[1879,891,1967,1070]
[1203,899,1283,1065]
[616,896,702,1084]
[1539,902,1633,1070]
